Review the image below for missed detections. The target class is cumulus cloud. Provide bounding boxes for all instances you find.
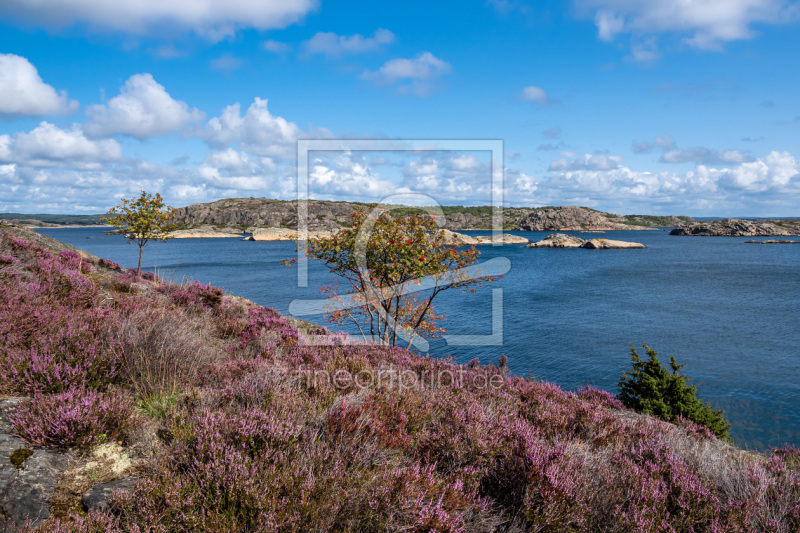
[0,0,318,40]
[629,37,659,63]
[549,153,622,172]
[361,52,451,96]
[0,122,121,168]
[86,74,204,139]
[301,29,394,58]
[201,97,302,160]
[535,150,800,214]
[538,142,567,151]
[196,148,278,191]
[713,151,799,192]
[262,40,291,55]
[0,54,79,118]
[579,0,798,50]
[632,133,676,153]
[520,85,554,105]
[309,152,398,202]
[543,127,562,139]
[210,55,244,72]
[632,134,750,165]
[661,147,751,165]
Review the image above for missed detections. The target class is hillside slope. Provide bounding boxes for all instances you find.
[172,198,693,233]
[1,221,798,532]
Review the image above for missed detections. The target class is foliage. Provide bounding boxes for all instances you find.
[618,344,732,440]
[12,388,137,449]
[101,191,178,274]
[299,207,497,348]
[6,226,800,533]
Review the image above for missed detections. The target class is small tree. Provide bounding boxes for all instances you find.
[618,344,731,441]
[296,207,497,349]
[102,191,178,274]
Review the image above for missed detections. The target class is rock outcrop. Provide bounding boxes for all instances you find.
[1,398,71,531]
[526,233,585,248]
[429,231,529,246]
[1,397,137,531]
[429,229,479,246]
[82,477,137,512]
[516,206,654,232]
[245,228,335,242]
[582,238,647,249]
[473,234,529,245]
[670,219,800,236]
[745,239,800,244]
[169,225,244,238]
[526,233,646,249]
[169,199,695,234]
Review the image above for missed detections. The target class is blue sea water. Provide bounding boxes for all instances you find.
[37,227,800,451]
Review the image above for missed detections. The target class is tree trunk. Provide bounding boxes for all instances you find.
[137,246,143,274]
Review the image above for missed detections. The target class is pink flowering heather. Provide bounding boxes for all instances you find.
[4,228,800,532]
[12,388,137,449]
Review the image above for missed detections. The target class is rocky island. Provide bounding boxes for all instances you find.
[526,233,646,249]
[670,218,800,236]
[169,198,693,234]
[517,206,677,231]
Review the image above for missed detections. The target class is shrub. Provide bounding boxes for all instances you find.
[157,281,224,311]
[98,257,123,271]
[115,308,213,402]
[0,253,18,265]
[618,344,731,440]
[12,388,137,449]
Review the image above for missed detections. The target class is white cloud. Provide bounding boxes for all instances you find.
[661,147,751,165]
[361,52,451,96]
[594,9,625,41]
[309,152,397,201]
[0,0,318,40]
[543,127,562,139]
[520,85,551,105]
[262,40,291,55]
[86,74,204,139]
[579,0,798,50]
[549,153,622,171]
[713,151,799,192]
[201,97,302,160]
[629,37,659,64]
[210,55,244,72]
[535,150,800,214]
[0,122,121,168]
[0,54,78,118]
[632,133,676,153]
[301,29,394,58]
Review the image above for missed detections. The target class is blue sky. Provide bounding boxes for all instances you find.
[0,0,799,216]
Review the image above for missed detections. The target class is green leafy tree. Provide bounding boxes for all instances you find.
[294,206,497,349]
[618,344,731,441]
[102,191,178,274]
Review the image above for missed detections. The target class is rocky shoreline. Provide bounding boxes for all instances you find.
[526,233,646,249]
[670,218,800,237]
[745,239,800,244]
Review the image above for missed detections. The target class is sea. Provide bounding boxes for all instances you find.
[37,227,800,451]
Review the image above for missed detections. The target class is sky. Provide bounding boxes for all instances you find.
[0,0,799,216]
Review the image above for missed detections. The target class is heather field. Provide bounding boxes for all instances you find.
[2,223,800,532]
